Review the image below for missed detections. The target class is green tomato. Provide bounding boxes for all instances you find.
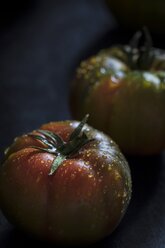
[70,28,165,155]
[105,0,165,33]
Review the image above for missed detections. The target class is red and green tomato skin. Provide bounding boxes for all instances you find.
[0,121,131,245]
[106,0,165,33]
[71,49,165,155]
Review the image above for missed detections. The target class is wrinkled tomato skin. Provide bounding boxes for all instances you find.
[0,121,131,246]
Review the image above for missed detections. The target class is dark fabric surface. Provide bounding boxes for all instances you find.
[0,1,165,247]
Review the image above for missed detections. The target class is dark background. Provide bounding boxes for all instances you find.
[0,0,165,247]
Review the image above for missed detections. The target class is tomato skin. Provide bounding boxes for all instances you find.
[106,0,165,33]
[0,120,131,245]
[71,47,165,155]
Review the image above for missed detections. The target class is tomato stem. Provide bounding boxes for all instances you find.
[123,27,154,70]
[49,154,66,176]
[29,114,94,175]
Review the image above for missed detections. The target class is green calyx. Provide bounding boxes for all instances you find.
[29,114,93,175]
[121,27,155,70]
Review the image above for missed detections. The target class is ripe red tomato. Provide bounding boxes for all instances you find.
[70,28,165,155]
[0,116,131,246]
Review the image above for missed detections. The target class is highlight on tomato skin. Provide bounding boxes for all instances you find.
[0,116,132,246]
[70,28,165,155]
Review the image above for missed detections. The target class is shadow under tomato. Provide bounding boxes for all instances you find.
[124,153,163,223]
[1,228,62,248]
[0,226,116,248]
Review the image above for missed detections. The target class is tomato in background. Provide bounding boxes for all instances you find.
[106,0,165,33]
[71,28,165,155]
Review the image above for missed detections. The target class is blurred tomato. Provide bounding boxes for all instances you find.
[70,29,165,155]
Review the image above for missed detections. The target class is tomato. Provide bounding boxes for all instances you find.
[70,28,165,155]
[105,0,165,33]
[0,115,131,246]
